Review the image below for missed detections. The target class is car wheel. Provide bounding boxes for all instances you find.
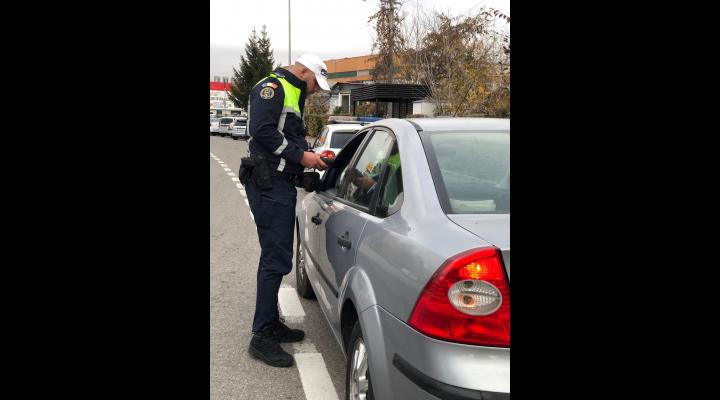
[346,321,374,400]
[232,136,238,140]
[295,227,316,299]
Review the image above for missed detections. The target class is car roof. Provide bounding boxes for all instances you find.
[405,117,509,132]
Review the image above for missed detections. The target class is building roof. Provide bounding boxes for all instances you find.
[350,84,431,102]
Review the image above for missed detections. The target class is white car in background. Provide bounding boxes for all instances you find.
[218,116,240,137]
[210,117,220,135]
[230,117,248,140]
[311,123,364,177]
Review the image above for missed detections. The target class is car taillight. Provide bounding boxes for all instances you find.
[408,247,510,347]
[320,150,336,159]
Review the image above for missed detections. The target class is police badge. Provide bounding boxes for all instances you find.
[260,87,275,99]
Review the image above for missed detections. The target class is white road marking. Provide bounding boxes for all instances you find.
[294,353,340,400]
[227,172,236,177]
[231,177,240,182]
[239,190,246,197]
[220,164,228,168]
[244,199,249,207]
[223,168,232,172]
[278,287,305,317]
[283,315,305,324]
[292,342,318,353]
[249,212,254,220]
[236,183,244,189]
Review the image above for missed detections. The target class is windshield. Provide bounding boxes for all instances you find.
[329,131,356,148]
[220,118,234,124]
[424,131,509,214]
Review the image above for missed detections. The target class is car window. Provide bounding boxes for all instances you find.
[427,131,509,214]
[329,131,356,148]
[220,118,233,124]
[337,130,394,209]
[375,143,403,217]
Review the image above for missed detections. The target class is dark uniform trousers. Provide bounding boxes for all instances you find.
[245,174,297,333]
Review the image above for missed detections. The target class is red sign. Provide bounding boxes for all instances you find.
[210,82,231,91]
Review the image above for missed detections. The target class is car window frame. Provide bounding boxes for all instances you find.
[322,126,398,217]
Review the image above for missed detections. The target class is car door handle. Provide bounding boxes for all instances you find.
[311,214,322,225]
[337,233,352,249]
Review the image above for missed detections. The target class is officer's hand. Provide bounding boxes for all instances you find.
[301,151,328,170]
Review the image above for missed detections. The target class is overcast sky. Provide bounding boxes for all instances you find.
[210,0,510,80]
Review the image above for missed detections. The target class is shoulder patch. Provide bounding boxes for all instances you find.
[261,82,278,89]
[260,87,275,99]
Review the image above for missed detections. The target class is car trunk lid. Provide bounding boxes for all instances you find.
[446,214,510,279]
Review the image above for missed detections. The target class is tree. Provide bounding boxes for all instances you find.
[303,93,331,138]
[228,26,276,110]
[400,8,510,117]
[368,0,406,83]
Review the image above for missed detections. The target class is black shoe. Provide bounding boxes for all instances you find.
[270,318,305,343]
[248,331,293,368]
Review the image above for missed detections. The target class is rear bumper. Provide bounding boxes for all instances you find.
[362,305,509,399]
[393,354,509,400]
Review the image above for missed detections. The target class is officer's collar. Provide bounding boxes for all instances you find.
[274,67,307,91]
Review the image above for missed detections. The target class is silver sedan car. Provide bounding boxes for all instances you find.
[296,118,510,400]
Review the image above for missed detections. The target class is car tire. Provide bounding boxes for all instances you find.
[232,136,238,140]
[295,226,316,299]
[346,321,374,400]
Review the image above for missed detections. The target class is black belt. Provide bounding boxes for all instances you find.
[270,170,298,181]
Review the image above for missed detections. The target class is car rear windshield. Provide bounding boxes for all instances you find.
[235,120,246,126]
[329,131,356,148]
[424,131,509,214]
[220,118,234,124]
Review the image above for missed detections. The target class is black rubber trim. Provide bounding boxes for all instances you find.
[392,353,509,400]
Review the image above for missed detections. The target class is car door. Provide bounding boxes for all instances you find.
[301,130,365,318]
[314,129,396,301]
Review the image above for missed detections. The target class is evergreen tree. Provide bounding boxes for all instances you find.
[228,26,276,110]
[369,0,405,83]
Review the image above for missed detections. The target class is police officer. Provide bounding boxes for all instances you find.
[244,54,329,367]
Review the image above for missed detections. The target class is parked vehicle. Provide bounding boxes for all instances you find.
[310,123,363,178]
[218,117,238,137]
[210,117,220,135]
[230,117,248,140]
[296,118,510,400]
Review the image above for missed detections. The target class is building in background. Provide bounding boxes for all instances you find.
[324,55,376,115]
[210,81,244,116]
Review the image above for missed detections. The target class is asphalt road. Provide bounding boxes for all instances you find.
[210,135,347,400]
